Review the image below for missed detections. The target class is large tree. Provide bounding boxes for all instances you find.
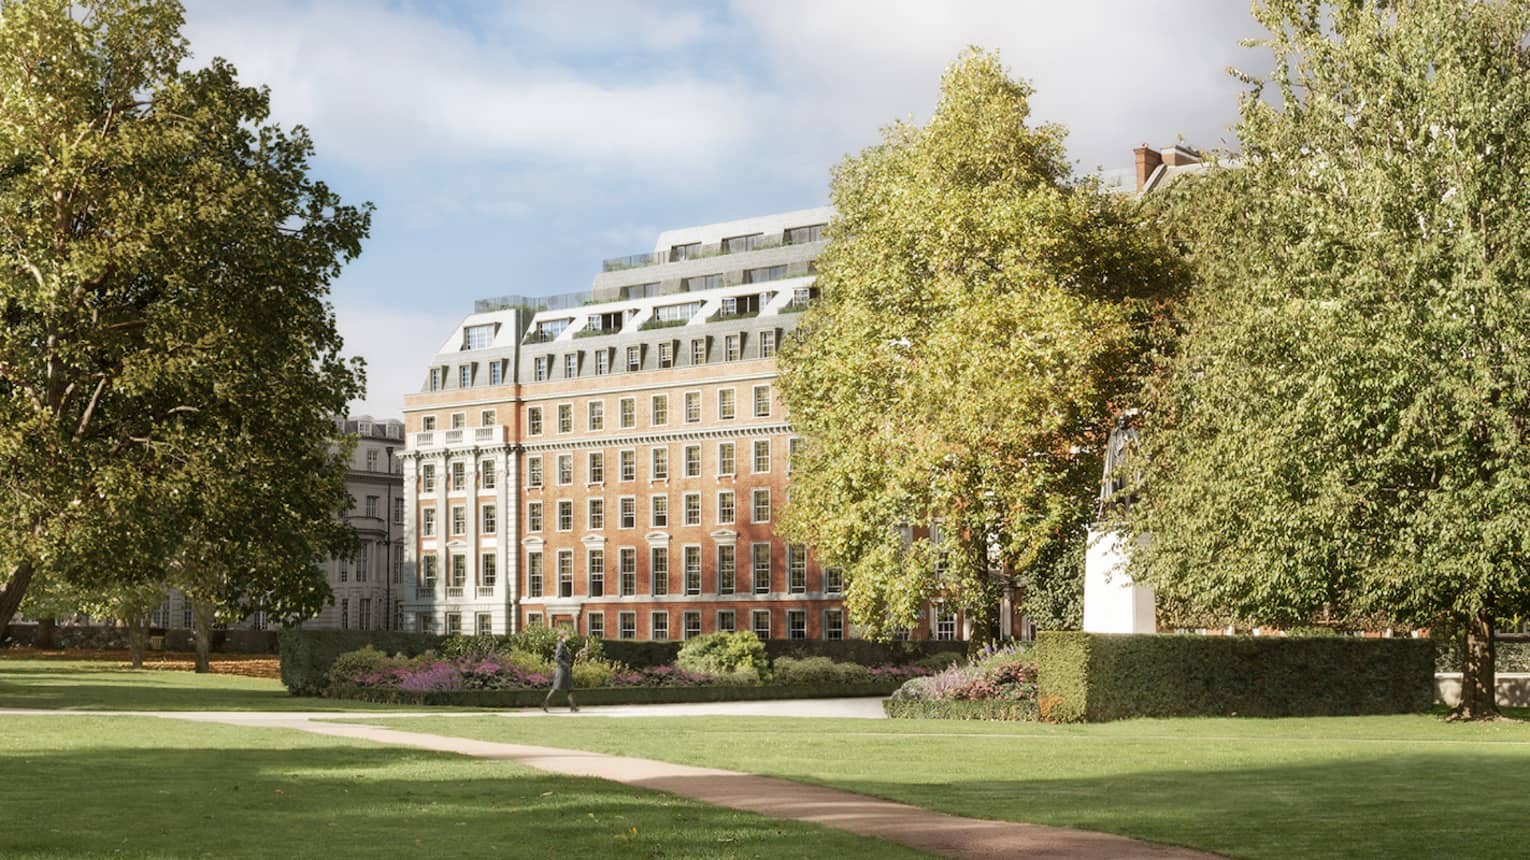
[1129,0,1530,719]
[0,0,369,634]
[777,50,1184,639]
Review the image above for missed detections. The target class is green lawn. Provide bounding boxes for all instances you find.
[0,659,437,712]
[0,714,932,859]
[351,712,1530,860]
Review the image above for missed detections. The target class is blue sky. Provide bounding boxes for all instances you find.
[180,0,1264,417]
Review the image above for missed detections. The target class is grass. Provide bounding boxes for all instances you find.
[0,715,933,859]
[348,712,1530,859]
[0,659,453,712]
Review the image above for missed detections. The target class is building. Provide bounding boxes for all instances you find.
[307,416,406,630]
[401,208,872,640]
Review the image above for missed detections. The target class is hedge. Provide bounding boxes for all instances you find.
[883,699,1038,721]
[279,629,445,696]
[1036,631,1435,722]
[327,680,902,708]
[763,638,966,665]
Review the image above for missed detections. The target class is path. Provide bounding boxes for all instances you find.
[3,703,1217,859]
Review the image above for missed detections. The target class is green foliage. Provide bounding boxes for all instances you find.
[505,626,602,663]
[883,699,1038,721]
[1128,0,1530,713]
[675,631,769,679]
[777,48,1185,638]
[1036,631,1435,722]
[768,656,873,686]
[913,651,963,672]
[325,645,409,692]
[278,629,443,696]
[0,0,370,630]
[332,681,903,708]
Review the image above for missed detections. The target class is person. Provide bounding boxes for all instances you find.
[542,631,579,713]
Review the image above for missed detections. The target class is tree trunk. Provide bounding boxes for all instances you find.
[1454,610,1499,720]
[125,612,148,669]
[36,616,57,650]
[0,559,37,641]
[191,597,214,674]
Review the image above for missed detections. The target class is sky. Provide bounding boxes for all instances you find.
[179,0,1267,418]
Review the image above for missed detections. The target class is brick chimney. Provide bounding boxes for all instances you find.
[1161,144,1201,167]
[1134,144,1163,191]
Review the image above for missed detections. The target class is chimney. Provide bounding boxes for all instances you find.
[1134,144,1163,191]
[1161,144,1201,167]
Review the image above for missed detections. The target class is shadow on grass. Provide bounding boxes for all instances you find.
[0,665,420,711]
[0,738,918,860]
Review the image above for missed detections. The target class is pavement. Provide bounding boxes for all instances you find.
[2,701,1217,859]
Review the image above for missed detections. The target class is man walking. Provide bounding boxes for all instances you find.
[542,631,579,713]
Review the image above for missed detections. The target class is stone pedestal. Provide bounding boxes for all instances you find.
[1082,528,1156,634]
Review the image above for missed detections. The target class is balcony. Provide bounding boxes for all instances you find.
[446,586,465,598]
[417,584,437,600]
[411,426,505,451]
[477,586,496,598]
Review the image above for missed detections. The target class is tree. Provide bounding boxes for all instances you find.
[1128,0,1530,719]
[777,49,1185,639]
[0,0,369,634]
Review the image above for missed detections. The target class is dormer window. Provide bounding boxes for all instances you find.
[722,233,763,254]
[785,223,825,245]
[670,242,702,262]
[743,265,786,284]
[458,364,473,388]
[462,324,496,350]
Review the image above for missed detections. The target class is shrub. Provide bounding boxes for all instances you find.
[326,645,411,692]
[280,629,445,696]
[607,664,714,687]
[914,651,963,672]
[676,631,768,680]
[506,626,601,662]
[885,699,1038,721]
[770,656,872,686]
[889,643,1039,710]
[439,634,504,661]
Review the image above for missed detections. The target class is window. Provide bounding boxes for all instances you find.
[619,497,636,529]
[527,552,543,596]
[788,545,807,593]
[526,612,543,628]
[788,438,800,473]
[587,612,605,639]
[476,613,493,636]
[365,495,379,518]
[658,341,673,369]
[753,385,771,417]
[651,495,668,527]
[651,447,669,480]
[595,350,610,375]
[718,443,736,476]
[340,598,350,629]
[759,330,776,359]
[752,488,770,523]
[450,554,467,587]
[717,609,736,633]
[651,611,670,641]
[752,439,770,473]
[670,241,702,261]
[787,610,807,640]
[717,491,735,524]
[725,335,741,361]
[563,353,578,378]
[393,498,405,524]
[935,604,957,641]
[417,612,435,633]
[785,223,825,245]
[557,500,573,532]
[422,416,437,432]
[481,554,497,588]
[558,550,574,598]
[717,545,736,594]
[751,610,771,640]
[690,338,706,365]
[527,456,543,487]
[464,323,495,350]
[684,391,701,423]
[588,401,604,431]
[683,493,701,527]
[359,598,373,631]
[489,361,503,385]
[619,398,636,428]
[355,545,369,582]
[587,549,605,597]
[452,412,467,430]
[588,452,605,484]
[451,461,466,492]
[429,367,443,391]
[626,346,641,372]
[421,555,438,587]
[620,450,636,481]
[825,609,845,641]
[718,389,736,420]
[746,543,774,596]
[557,454,573,485]
[682,273,723,291]
[534,356,550,381]
[481,504,497,534]
[683,611,702,640]
[824,566,843,593]
[528,407,543,435]
[619,612,636,639]
[684,445,701,478]
[338,553,348,582]
[744,264,787,284]
[651,394,668,425]
[722,232,763,253]
[481,459,497,489]
[422,508,436,537]
[620,548,637,595]
[527,501,543,532]
[588,498,605,530]
[558,404,572,433]
[481,409,496,427]
[651,547,669,596]
[459,365,473,389]
[684,546,702,594]
[366,449,378,472]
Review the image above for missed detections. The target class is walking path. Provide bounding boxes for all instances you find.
[2,703,1216,859]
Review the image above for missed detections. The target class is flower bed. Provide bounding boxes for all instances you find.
[330,681,905,708]
[885,642,1040,720]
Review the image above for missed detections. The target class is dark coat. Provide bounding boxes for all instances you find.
[551,641,574,691]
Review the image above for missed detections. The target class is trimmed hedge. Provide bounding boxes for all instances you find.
[328,680,901,708]
[884,699,1038,721]
[763,638,966,665]
[279,629,445,696]
[1036,631,1435,722]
